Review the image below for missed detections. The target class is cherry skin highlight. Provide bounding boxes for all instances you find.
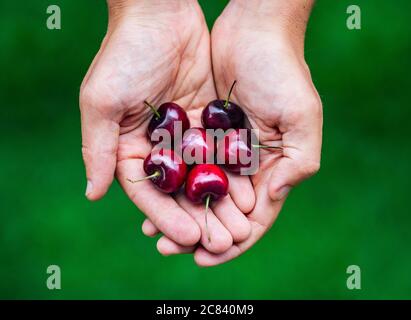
[146,101,190,144]
[181,127,215,165]
[139,148,187,193]
[185,164,229,203]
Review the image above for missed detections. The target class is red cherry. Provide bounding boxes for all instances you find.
[127,148,187,194]
[185,164,229,242]
[185,164,229,203]
[181,127,215,165]
[217,128,283,174]
[217,128,253,173]
[146,101,190,145]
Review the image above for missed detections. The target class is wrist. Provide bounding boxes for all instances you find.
[107,0,198,21]
[230,1,313,34]
[221,0,314,55]
[229,0,314,17]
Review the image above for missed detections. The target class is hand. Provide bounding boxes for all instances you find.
[80,0,254,252]
[196,0,322,265]
[148,0,322,266]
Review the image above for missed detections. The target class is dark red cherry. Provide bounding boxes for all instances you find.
[181,127,215,165]
[127,149,187,194]
[217,128,282,174]
[185,164,229,203]
[201,81,244,130]
[146,101,190,145]
[217,128,253,173]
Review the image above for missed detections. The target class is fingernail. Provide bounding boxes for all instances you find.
[85,180,93,197]
[277,186,291,200]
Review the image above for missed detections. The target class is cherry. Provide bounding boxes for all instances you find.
[217,128,282,173]
[201,81,244,130]
[181,127,215,165]
[145,101,190,145]
[185,164,229,241]
[127,148,187,194]
[185,164,229,203]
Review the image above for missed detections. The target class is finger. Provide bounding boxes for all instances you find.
[268,100,323,201]
[175,193,233,254]
[142,219,160,237]
[193,224,261,267]
[117,158,201,246]
[157,236,196,256]
[194,181,285,267]
[226,171,256,214]
[80,103,119,201]
[211,194,251,243]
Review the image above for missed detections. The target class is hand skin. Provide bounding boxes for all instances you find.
[80,0,254,252]
[148,0,323,266]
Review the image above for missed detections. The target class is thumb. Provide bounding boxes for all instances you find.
[268,156,320,201]
[80,105,119,201]
[268,103,322,201]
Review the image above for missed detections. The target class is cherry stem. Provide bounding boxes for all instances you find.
[252,144,283,150]
[205,194,211,243]
[127,171,160,183]
[224,80,237,109]
[144,100,160,119]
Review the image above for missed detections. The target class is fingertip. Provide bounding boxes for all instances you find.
[142,219,160,237]
[194,244,242,267]
[157,236,195,256]
[232,219,251,243]
[230,190,256,215]
[175,218,202,247]
[194,246,236,267]
[81,121,118,202]
[206,230,233,254]
[156,237,172,256]
[227,174,256,214]
[85,179,111,201]
[237,193,256,214]
[211,195,251,243]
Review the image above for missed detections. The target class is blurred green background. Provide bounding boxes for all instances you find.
[1,0,410,299]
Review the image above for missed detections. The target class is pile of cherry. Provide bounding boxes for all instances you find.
[128,82,280,241]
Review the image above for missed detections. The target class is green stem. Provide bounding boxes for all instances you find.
[144,100,160,119]
[205,194,211,243]
[252,144,283,150]
[223,80,237,109]
[127,171,160,183]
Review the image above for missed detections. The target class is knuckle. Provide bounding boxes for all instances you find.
[285,93,323,123]
[81,144,116,162]
[308,95,323,117]
[79,85,94,109]
[79,84,119,115]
